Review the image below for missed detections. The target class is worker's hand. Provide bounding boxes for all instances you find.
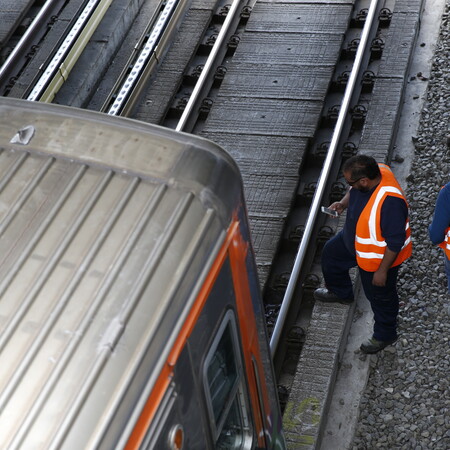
[372,269,388,287]
[329,201,346,215]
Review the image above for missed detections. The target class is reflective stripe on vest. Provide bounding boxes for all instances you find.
[355,164,412,271]
[439,227,450,258]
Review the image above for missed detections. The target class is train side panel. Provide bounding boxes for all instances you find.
[124,218,284,449]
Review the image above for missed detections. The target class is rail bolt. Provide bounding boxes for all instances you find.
[214,66,227,80]
[176,97,189,111]
[351,104,367,125]
[379,8,392,26]
[317,226,334,244]
[371,38,385,58]
[286,326,305,352]
[336,70,350,88]
[288,224,304,243]
[347,38,360,56]
[218,4,230,16]
[26,45,40,58]
[6,76,18,92]
[342,141,358,159]
[192,65,203,78]
[206,34,218,46]
[327,105,340,123]
[354,8,368,26]
[303,182,317,199]
[199,98,213,119]
[265,304,281,327]
[272,272,291,291]
[228,34,240,49]
[287,325,305,343]
[302,273,321,292]
[241,6,252,20]
[362,70,375,91]
[330,181,347,203]
[315,141,330,159]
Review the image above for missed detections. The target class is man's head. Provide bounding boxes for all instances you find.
[342,154,381,192]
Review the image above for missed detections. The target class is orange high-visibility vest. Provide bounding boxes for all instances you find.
[355,163,412,271]
[436,185,450,259]
[438,228,450,258]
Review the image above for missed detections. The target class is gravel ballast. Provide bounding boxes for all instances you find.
[352,4,450,449]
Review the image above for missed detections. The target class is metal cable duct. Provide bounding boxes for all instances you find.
[27,0,114,102]
[106,0,179,116]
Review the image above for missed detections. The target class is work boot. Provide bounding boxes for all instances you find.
[313,288,354,305]
[360,337,397,354]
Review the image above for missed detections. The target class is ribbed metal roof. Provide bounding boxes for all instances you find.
[0,98,241,448]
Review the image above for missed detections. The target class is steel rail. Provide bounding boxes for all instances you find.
[176,0,243,132]
[104,0,183,117]
[269,0,381,356]
[0,0,67,87]
[27,0,114,102]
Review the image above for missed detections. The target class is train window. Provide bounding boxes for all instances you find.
[204,310,253,449]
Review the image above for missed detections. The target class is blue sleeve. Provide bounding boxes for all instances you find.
[380,196,409,253]
[429,183,450,245]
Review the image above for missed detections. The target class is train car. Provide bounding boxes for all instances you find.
[0,98,285,449]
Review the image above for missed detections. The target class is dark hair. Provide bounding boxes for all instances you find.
[342,154,381,180]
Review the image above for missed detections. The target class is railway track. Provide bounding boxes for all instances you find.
[0,0,86,97]
[268,1,390,389]
[0,1,422,444]
[0,0,66,93]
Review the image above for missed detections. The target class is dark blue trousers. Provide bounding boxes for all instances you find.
[322,231,400,341]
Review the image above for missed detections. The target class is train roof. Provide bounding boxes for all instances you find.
[0,98,244,447]
[0,98,242,220]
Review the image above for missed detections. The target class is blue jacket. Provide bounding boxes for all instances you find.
[429,182,450,250]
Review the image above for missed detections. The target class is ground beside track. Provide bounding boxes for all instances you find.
[321,1,447,448]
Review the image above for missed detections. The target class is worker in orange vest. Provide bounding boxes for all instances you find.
[314,154,412,354]
[429,182,450,293]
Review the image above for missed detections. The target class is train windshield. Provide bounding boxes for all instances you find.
[205,310,253,448]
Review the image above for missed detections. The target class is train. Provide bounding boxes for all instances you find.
[0,97,285,449]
